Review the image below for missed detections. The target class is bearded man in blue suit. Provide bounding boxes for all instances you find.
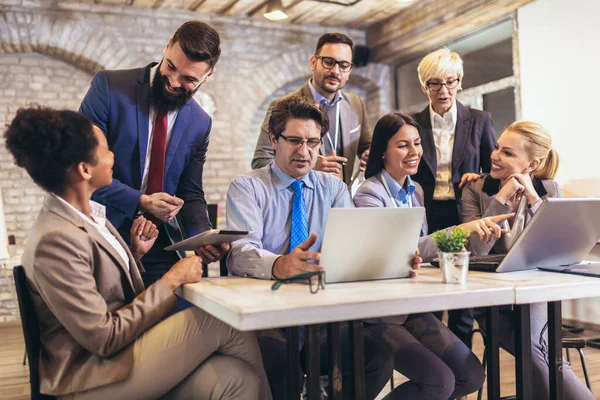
[80,20,228,286]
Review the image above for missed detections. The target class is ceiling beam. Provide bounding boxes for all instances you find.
[219,0,241,14]
[367,0,534,64]
[246,0,270,17]
[188,0,208,11]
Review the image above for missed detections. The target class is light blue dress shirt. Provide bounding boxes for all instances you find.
[226,162,352,279]
[381,169,416,208]
[308,79,343,156]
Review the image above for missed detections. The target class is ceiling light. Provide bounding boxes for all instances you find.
[264,0,288,21]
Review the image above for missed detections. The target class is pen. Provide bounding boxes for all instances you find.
[317,154,347,166]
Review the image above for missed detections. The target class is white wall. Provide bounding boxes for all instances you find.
[518,0,600,197]
[518,0,600,323]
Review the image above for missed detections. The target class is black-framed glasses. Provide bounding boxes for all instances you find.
[271,271,326,294]
[315,55,353,73]
[279,134,322,150]
[426,78,460,92]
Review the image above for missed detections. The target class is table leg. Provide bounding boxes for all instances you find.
[515,304,533,399]
[548,301,563,400]
[305,325,321,400]
[327,322,343,400]
[286,327,301,399]
[349,320,365,400]
[486,306,501,400]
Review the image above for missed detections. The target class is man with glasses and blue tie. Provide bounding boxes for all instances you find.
[252,33,371,188]
[226,96,397,399]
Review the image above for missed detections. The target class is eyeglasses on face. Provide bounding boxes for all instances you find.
[279,134,322,150]
[426,78,460,92]
[271,270,326,294]
[315,55,353,73]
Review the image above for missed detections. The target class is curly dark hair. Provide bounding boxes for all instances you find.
[4,107,98,193]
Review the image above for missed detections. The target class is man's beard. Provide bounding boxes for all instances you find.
[150,65,200,114]
[318,72,344,93]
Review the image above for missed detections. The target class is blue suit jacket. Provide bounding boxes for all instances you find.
[80,63,212,240]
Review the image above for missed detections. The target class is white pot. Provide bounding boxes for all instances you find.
[439,251,470,284]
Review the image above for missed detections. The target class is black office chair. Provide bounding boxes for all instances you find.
[13,265,56,400]
[473,327,592,400]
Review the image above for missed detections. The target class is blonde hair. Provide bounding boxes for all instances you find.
[417,48,464,88]
[505,121,560,180]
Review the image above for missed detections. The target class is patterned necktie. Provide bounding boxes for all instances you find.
[290,180,308,349]
[289,180,308,251]
[146,111,168,195]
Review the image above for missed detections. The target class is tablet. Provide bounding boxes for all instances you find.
[164,229,248,251]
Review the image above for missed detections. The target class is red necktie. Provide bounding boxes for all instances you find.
[146,111,168,195]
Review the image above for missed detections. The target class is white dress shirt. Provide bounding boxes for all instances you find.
[53,194,130,270]
[140,64,179,193]
[430,102,457,200]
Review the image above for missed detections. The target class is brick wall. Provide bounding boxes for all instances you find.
[0,2,393,322]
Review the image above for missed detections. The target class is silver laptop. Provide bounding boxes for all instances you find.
[470,198,600,273]
[320,207,425,283]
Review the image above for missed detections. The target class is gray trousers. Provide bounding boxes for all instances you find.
[475,302,595,400]
[61,307,272,400]
[368,313,485,400]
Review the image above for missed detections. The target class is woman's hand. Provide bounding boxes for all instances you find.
[495,177,525,206]
[129,216,159,261]
[459,172,483,189]
[508,173,541,206]
[456,213,514,243]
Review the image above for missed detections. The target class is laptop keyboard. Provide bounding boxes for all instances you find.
[469,254,506,263]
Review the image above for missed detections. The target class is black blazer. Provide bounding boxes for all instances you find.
[411,101,495,215]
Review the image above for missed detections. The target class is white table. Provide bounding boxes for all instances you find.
[183,268,600,400]
[183,271,516,400]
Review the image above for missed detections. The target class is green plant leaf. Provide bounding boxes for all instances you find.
[433,227,470,252]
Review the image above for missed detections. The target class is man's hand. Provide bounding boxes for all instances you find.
[457,213,514,243]
[272,232,323,279]
[196,243,230,264]
[359,149,370,171]
[409,249,423,278]
[129,216,159,260]
[139,192,184,222]
[315,151,347,175]
[459,172,483,189]
[160,255,204,291]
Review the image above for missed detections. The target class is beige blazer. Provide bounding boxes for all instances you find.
[251,82,371,185]
[461,175,561,255]
[21,194,177,396]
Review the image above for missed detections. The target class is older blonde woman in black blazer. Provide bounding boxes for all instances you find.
[462,121,594,400]
[412,48,496,346]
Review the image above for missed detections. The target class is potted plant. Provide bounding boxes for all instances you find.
[433,228,471,284]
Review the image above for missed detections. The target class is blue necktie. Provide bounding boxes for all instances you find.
[290,180,308,251]
[290,180,308,348]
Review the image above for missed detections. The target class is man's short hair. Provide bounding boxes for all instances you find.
[171,21,221,69]
[269,96,329,139]
[315,33,353,56]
